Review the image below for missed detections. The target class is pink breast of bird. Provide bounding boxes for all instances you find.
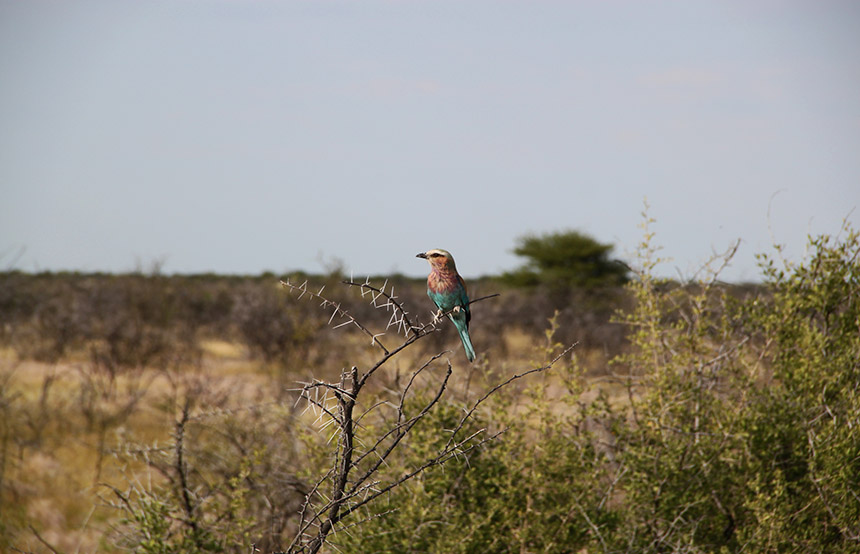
[427,271,462,294]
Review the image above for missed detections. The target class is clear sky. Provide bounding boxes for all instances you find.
[2,1,859,282]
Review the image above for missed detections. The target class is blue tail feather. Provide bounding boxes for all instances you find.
[456,323,476,362]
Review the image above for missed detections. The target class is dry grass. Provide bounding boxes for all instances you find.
[0,268,632,552]
[1,341,293,553]
[2,324,622,553]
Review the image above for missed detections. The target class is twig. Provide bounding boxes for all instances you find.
[27,525,61,554]
[446,343,577,449]
[281,279,390,354]
[283,278,513,553]
[342,279,420,337]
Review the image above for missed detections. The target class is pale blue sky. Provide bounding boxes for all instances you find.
[2,0,859,282]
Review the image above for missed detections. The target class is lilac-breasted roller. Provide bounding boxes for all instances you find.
[416,249,476,362]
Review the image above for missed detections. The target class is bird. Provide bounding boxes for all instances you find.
[416,249,476,362]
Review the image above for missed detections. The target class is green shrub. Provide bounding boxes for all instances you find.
[341,216,860,553]
[337,321,618,553]
[737,225,860,551]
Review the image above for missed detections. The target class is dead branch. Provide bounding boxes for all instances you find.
[282,278,553,553]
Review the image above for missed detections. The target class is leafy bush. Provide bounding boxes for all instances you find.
[342,217,860,553]
[336,328,619,553]
[737,226,860,550]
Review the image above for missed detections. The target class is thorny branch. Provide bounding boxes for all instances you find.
[281,277,573,553]
[280,278,391,353]
[445,343,577,450]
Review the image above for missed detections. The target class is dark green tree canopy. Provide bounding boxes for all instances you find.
[502,230,628,288]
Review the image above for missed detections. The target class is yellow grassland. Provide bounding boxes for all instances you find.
[1,328,621,553]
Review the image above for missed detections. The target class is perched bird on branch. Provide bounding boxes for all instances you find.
[416,249,476,362]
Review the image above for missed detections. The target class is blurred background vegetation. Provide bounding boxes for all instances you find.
[500,230,629,289]
[1,225,858,553]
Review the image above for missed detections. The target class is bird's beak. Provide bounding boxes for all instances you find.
[416,252,427,259]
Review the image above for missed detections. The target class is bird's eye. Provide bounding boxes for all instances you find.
[431,253,441,258]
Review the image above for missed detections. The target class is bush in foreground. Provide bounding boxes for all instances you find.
[341,219,860,553]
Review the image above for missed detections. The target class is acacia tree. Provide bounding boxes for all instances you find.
[502,230,628,288]
[277,278,573,553]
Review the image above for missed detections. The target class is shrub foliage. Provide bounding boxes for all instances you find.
[339,219,860,553]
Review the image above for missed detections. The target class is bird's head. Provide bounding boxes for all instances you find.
[416,249,457,272]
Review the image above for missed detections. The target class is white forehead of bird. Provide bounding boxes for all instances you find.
[424,249,452,259]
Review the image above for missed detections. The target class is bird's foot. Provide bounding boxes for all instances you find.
[431,309,443,324]
[452,305,462,315]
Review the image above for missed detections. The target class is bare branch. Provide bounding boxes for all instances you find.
[343,279,421,337]
[283,279,515,553]
[350,363,453,492]
[281,279,390,354]
[446,343,577,449]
